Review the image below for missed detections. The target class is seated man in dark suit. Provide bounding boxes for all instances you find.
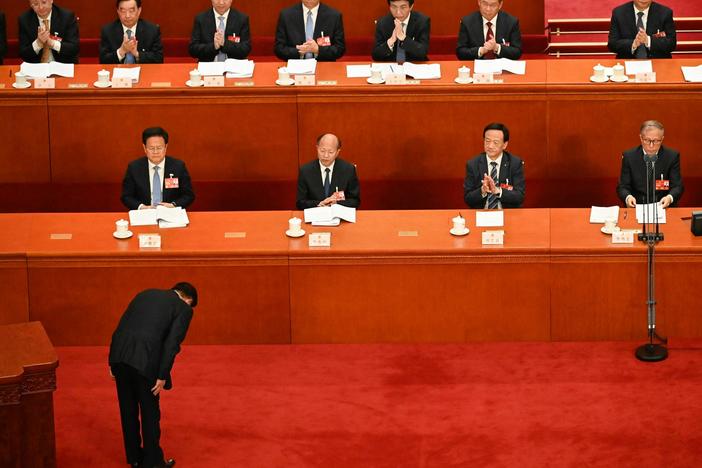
[457,0,522,60]
[275,0,345,61]
[617,120,683,208]
[18,0,79,63]
[109,282,198,468]
[121,127,195,210]
[100,0,163,64]
[464,122,525,209]
[0,11,7,65]
[373,0,430,62]
[189,0,251,61]
[297,133,360,209]
[608,0,676,59]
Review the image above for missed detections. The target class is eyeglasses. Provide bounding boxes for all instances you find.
[146,146,165,153]
[641,138,663,146]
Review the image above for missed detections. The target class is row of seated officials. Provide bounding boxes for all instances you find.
[0,0,678,65]
[124,120,683,213]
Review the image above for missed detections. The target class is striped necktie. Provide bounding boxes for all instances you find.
[487,161,499,209]
[635,12,648,58]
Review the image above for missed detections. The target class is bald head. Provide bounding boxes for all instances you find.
[316,133,342,167]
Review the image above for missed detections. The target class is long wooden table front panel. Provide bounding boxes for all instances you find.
[1,209,701,344]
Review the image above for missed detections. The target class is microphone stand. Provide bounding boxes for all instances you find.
[635,155,667,362]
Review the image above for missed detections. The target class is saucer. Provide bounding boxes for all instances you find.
[366,77,385,85]
[600,226,621,235]
[285,229,305,238]
[454,77,473,84]
[113,230,133,239]
[12,82,31,89]
[610,75,629,83]
[450,227,470,236]
[275,78,295,86]
[93,81,111,88]
[186,80,204,87]
[589,75,609,83]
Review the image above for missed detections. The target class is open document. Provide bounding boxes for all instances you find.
[198,59,255,78]
[476,211,504,227]
[402,62,442,79]
[625,60,653,75]
[112,66,141,83]
[129,206,190,228]
[287,59,317,75]
[590,206,620,223]
[636,203,666,224]
[20,62,75,78]
[473,59,526,75]
[304,205,356,225]
[346,64,372,78]
[681,65,702,83]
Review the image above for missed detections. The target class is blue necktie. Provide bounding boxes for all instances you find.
[323,168,331,198]
[216,16,227,62]
[396,22,406,64]
[305,10,314,59]
[487,162,499,209]
[635,12,647,59]
[125,29,136,64]
[152,166,162,206]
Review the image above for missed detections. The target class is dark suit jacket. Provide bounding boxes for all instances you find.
[121,156,195,210]
[275,3,345,61]
[18,4,79,63]
[99,19,163,64]
[373,11,430,62]
[456,11,522,60]
[109,289,193,390]
[464,151,525,208]
[617,145,683,205]
[296,158,360,209]
[0,12,7,65]
[189,8,251,61]
[608,2,676,58]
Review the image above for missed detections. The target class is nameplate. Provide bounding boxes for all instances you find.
[482,230,505,245]
[635,72,656,83]
[68,83,89,89]
[473,73,495,84]
[398,231,419,237]
[309,232,331,247]
[139,233,161,249]
[224,232,247,238]
[204,76,225,87]
[151,82,172,88]
[112,77,133,88]
[50,233,72,240]
[234,81,255,87]
[612,230,635,244]
[318,80,338,86]
[385,73,406,85]
[35,78,56,89]
[294,75,316,86]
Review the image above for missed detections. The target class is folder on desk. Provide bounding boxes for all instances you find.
[129,206,190,228]
[304,205,356,225]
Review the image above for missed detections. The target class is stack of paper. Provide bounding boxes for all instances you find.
[402,62,441,79]
[20,62,75,78]
[476,211,504,227]
[198,59,255,78]
[113,67,141,83]
[473,59,526,75]
[346,64,372,78]
[681,65,702,82]
[636,203,666,224]
[625,60,653,75]
[129,206,190,228]
[303,205,356,226]
[287,59,317,75]
[590,206,620,223]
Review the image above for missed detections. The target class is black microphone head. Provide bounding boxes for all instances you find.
[643,153,659,163]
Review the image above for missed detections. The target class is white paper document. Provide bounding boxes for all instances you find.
[113,66,141,82]
[20,62,75,78]
[129,206,190,227]
[287,59,317,75]
[197,61,226,76]
[303,205,356,224]
[198,59,255,78]
[636,203,666,224]
[476,211,505,227]
[590,206,620,223]
[625,60,653,75]
[402,62,442,79]
[346,64,372,78]
[370,63,402,79]
[473,59,526,75]
[681,65,702,82]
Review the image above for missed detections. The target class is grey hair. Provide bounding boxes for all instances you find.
[640,120,665,135]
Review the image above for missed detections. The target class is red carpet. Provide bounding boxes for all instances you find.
[55,342,702,467]
[546,0,702,19]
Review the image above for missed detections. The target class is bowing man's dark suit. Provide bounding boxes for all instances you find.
[275,3,345,61]
[617,145,683,205]
[608,2,676,58]
[296,158,360,209]
[109,288,193,467]
[100,19,163,64]
[456,11,522,60]
[464,151,525,208]
[121,156,195,209]
[189,8,251,61]
[0,11,7,65]
[18,4,79,63]
[373,11,430,62]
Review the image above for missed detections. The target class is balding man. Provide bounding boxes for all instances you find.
[100,0,163,64]
[18,0,79,63]
[457,0,522,60]
[296,133,360,209]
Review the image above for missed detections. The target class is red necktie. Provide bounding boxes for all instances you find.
[484,21,496,59]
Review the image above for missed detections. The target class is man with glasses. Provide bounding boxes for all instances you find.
[372,0,430,62]
[617,120,682,208]
[457,0,522,60]
[464,122,525,209]
[274,0,345,61]
[190,0,251,61]
[121,127,195,210]
[608,0,676,59]
[18,0,79,63]
[100,0,163,64]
